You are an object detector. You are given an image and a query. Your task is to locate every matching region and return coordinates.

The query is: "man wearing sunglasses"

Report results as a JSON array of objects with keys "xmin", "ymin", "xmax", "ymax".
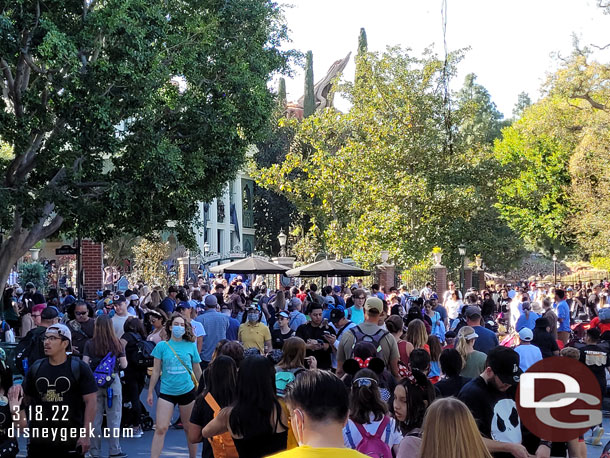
[{"xmin": 68, "ymin": 301, "xmax": 94, "ymax": 357}]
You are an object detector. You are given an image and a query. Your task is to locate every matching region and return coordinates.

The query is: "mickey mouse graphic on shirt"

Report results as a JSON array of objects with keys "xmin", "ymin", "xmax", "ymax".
[{"xmin": 35, "ymin": 376, "xmax": 71, "ymax": 402}]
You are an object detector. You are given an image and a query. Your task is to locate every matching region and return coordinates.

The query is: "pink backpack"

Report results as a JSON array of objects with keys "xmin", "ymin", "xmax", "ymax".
[{"xmin": 349, "ymin": 416, "xmax": 392, "ymax": 458}]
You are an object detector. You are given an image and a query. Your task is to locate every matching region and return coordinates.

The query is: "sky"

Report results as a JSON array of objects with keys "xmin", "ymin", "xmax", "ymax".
[{"xmin": 279, "ymin": 0, "xmax": 610, "ymax": 118}]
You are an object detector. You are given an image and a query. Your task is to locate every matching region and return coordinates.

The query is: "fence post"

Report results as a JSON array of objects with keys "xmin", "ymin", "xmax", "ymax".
[{"xmin": 464, "ymin": 267, "xmax": 473, "ymax": 291}]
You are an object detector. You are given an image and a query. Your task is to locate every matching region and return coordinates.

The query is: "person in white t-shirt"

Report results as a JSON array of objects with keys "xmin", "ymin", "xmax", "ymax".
[
  {"xmin": 176, "ymin": 301, "xmax": 206, "ymax": 354},
  {"xmin": 514, "ymin": 327, "xmax": 542, "ymax": 372}
]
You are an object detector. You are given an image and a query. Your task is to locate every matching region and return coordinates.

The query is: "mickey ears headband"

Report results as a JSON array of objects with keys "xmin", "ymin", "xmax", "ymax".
[{"xmin": 343, "ymin": 357, "xmax": 385, "ymax": 376}]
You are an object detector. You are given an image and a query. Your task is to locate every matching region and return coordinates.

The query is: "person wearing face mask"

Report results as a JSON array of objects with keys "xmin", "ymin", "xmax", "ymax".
[
  {"xmin": 238, "ymin": 305, "xmax": 271, "ymax": 354},
  {"xmin": 147, "ymin": 313, "xmax": 202, "ymax": 458},
  {"xmin": 268, "ymin": 369, "xmax": 365, "ymax": 458}
]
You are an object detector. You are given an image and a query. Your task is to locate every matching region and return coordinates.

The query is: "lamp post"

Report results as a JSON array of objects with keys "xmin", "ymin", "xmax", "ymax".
[
  {"xmin": 552, "ymin": 254, "xmax": 557, "ymax": 286},
  {"xmin": 458, "ymin": 243, "xmax": 466, "ymax": 295},
  {"xmin": 278, "ymin": 229, "xmax": 288, "ymax": 257}
]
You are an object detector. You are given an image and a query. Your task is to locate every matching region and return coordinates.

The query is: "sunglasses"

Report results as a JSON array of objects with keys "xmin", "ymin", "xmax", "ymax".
[
  {"xmin": 354, "ymin": 296, "xmax": 365, "ymax": 299},
  {"xmin": 352, "ymin": 377, "xmax": 377, "ymax": 388},
  {"xmin": 75, "ymin": 311, "xmax": 88, "ymax": 316}
]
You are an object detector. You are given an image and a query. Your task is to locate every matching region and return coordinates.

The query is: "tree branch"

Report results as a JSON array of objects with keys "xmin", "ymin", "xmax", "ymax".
[
  {"xmin": 572, "ymin": 93, "xmax": 609, "ymax": 111},
  {"xmin": 0, "ymin": 58, "xmax": 15, "ymax": 95}
]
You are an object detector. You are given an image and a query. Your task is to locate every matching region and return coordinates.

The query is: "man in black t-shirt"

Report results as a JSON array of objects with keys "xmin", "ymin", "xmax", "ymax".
[
  {"xmin": 435, "ymin": 348, "xmax": 470, "ymax": 398},
  {"xmin": 296, "ymin": 303, "xmax": 335, "ymax": 369},
  {"xmin": 458, "ymin": 347, "xmax": 547, "ymax": 458},
  {"xmin": 21, "ymin": 323, "xmax": 97, "ymax": 457}
]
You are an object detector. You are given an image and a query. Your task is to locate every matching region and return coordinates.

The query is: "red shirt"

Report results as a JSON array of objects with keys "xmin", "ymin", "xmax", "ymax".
[{"xmin": 590, "ymin": 317, "xmax": 610, "ymax": 334}]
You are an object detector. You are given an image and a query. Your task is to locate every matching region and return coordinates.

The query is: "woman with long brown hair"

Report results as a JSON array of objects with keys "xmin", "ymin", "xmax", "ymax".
[
  {"xmin": 275, "ymin": 337, "xmax": 315, "ymax": 397},
  {"xmin": 417, "ymin": 397, "xmax": 491, "ymax": 458},
  {"xmin": 455, "ymin": 326, "xmax": 486, "ymax": 379},
  {"xmin": 147, "ymin": 313, "xmax": 202, "ymax": 458},
  {"xmin": 83, "ymin": 314, "xmax": 128, "ymax": 458},
  {"xmin": 406, "ymin": 319, "xmax": 429, "ymax": 353}
]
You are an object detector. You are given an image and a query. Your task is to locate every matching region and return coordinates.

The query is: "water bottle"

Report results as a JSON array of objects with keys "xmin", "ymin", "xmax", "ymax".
[
  {"xmin": 107, "ymin": 387, "xmax": 113, "ymax": 408},
  {"xmin": 22, "ymin": 357, "xmax": 28, "ymax": 375}
]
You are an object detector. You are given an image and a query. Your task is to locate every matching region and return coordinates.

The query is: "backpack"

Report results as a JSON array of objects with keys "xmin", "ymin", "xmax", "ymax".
[
  {"xmin": 15, "ymin": 327, "xmax": 46, "ymax": 375},
  {"xmin": 205, "ymin": 393, "xmax": 239, "ymax": 458},
  {"xmin": 92, "ymin": 352, "xmax": 116, "ymax": 388},
  {"xmin": 350, "ymin": 325, "xmax": 390, "ymax": 356},
  {"xmin": 397, "ymin": 340, "xmax": 410, "ymax": 379},
  {"xmin": 275, "ymin": 368, "xmax": 305, "ymax": 397},
  {"xmin": 125, "ymin": 332, "xmax": 156, "ymax": 368},
  {"xmin": 29, "ymin": 356, "xmax": 81, "ymax": 383},
  {"xmin": 599, "ymin": 307, "xmax": 610, "ymax": 323},
  {"xmin": 345, "ymin": 416, "xmax": 392, "ymax": 458}
]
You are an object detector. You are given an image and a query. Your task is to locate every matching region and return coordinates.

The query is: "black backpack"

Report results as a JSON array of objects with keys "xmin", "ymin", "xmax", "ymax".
[
  {"xmin": 349, "ymin": 325, "xmax": 390, "ymax": 356},
  {"xmin": 15, "ymin": 327, "xmax": 46, "ymax": 375},
  {"xmin": 125, "ymin": 332, "xmax": 156, "ymax": 369}
]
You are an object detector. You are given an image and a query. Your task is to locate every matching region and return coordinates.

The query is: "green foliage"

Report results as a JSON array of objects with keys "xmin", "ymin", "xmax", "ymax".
[
  {"xmin": 253, "ymin": 46, "xmax": 524, "ymax": 273},
  {"xmin": 19, "ymin": 263, "xmax": 48, "ymax": 292},
  {"xmin": 358, "ymin": 28, "xmax": 368, "ymax": 55},
  {"xmin": 592, "ymin": 257, "xmax": 610, "ymax": 272},
  {"xmin": 0, "ymin": 0, "xmax": 295, "ymax": 286},
  {"xmin": 455, "ymin": 74, "xmax": 507, "ymax": 146},
  {"xmin": 129, "ymin": 237, "xmax": 169, "ymax": 288},
  {"xmin": 277, "ymin": 78, "xmax": 287, "ymax": 107},
  {"xmin": 303, "ymin": 51, "xmax": 315, "ymax": 117},
  {"xmin": 512, "ymin": 92, "xmax": 532, "ymax": 119}
]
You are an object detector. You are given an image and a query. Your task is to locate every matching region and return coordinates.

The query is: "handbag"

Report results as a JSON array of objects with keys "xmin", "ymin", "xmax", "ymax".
[
  {"xmin": 204, "ymin": 393, "xmax": 238, "ymax": 458},
  {"xmin": 166, "ymin": 342, "xmax": 198, "ymax": 390}
]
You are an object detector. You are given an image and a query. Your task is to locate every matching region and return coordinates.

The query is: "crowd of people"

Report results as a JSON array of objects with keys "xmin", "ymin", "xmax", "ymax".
[{"xmin": 1, "ymin": 275, "xmax": 609, "ymax": 458}]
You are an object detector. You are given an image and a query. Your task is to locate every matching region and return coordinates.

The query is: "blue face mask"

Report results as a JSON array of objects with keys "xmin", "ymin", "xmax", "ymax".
[
  {"xmin": 247, "ymin": 313, "xmax": 259, "ymax": 322},
  {"xmin": 172, "ymin": 325, "xmax": 186, "ymax": 338}
]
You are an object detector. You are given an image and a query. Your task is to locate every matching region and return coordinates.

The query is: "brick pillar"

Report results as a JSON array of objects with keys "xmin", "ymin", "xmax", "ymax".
[
  {"xmin": 433, "ymin": 266, "xmax": 447, "ymax": 299},
  {"xmin": 477, "ymin": 270, "xmax": 486, "ymax": 290},
  {"xmin": 82, "ymin": 240, "xmax": 103, "ymax": 301},
  {"xmin": 464, "ymin": 267, "xmax": 473, "ymax": 291},
  {"xmin": 375, "ymin": 264, "xmax": 396, "ymax": 292}
]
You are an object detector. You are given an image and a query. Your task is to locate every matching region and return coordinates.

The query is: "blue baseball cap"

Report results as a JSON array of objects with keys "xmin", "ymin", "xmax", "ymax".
[{"xmin": 177, "ymin": 301, "xmax": 192, "ymax": 309}]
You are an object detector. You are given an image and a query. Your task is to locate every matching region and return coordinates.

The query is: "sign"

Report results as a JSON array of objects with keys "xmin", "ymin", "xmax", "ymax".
[
  {"xmin": 516, "ymin": 356, "xmax": 602, "ymax": 442},
  {"xmin": 116, "ymin": 276, "xmax": 129, "ymax": 292},
  {"xmin": 55, "ymin": 245, "xmax": 78, "ymax": 255},
  {"xmin": 229, "ymin": 251, "xmax": 246, "ymax": 259}
]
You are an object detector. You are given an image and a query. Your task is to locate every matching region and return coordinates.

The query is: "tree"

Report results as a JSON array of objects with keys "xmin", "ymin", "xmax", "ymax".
[
  {"xmin": 129, "ymin": 237, "xmax": 169, "ymax": 288},
  {"xmin": 253, "ymin": 47, "xmax": 524, "ymax": 272},
  {"xmin": 455, "ymin": 73, "xmax": 506, "ymax": 147},
  {"xmin": 512, "ymin": 92, "xmax": 532, "ymax": 119},
  {"xmin": 303, "ymin": 50, "xmax": 315, "ymax": 117},
  {"xmin": 277, "ymin": 77, "xmax": 287, "ymax": 107},
  {"xmin": 358, "ymin": 27, "xmax": 368, "ymax": 55},
  {"xmin": 0, "ymin": 0, "xmax": 294, "ymax": 290}
]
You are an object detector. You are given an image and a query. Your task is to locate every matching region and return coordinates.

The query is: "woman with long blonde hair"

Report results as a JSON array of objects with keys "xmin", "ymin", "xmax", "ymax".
[
  {"xmin": 455, "ymin": 326, "xmax": 486, "ymax": 378},
  {"xmin": 406, "ymin": 319, "xmax": 429, "ymax": 352},
  {"xmin": 418, "ymin": 397, "xmax": 492, "ymax": 458}
]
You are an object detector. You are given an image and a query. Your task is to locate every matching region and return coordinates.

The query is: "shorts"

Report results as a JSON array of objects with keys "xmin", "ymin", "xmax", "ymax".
[{"xmin": 159, "ymin": 388, "xmax": 196, "ymax": 406}]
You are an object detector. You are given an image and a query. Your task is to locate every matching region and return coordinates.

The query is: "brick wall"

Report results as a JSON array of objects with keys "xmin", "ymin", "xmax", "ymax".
[
  {"xmin": 433, "ymin": 266, "xmax": 447, "ymax": 298},
  {"xmin": 82, "ymin": 240, "xmax": 103, "ymax": 301}
]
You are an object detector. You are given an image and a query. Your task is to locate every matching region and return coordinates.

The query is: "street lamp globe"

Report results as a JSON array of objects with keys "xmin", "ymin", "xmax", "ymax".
[
  {"xmin": 552, "ymin": 254, "xmax": 557, "ymax": 262},
  {"xmin": 203, "ymin": 242, "xmax": 210, "ymax": 256},
  {"xmin": 277, "ymin": 229, "xmax": 288, "ymax": 257},
  {"xmin": 458, "ymin": 244, "xmax": 466, "ymax": 257}
]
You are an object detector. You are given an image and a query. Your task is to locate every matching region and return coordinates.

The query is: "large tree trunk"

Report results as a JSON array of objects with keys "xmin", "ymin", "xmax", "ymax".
[{"xmin": 0, "ymin": 208, "xmax": 64, "ymax": 295}]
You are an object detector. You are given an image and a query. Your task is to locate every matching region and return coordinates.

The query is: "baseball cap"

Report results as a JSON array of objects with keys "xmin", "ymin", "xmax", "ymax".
[
  {"xmin": 245, "ymin": 304, "xmax": 258, "ymax": 311},
  {"xmin": 465, "ymin": 306, "xmax": 482, "ymax": 319},
  {"xmin": 113, "ymin": 294, "xmax": 126, "ymax": 304},
  {"xmin": 487, "ymin": 347, "xmax": 521, "ymax": 385},
  {"xmin": 41, "ymin": 306, "xmax": 59, "ymax": 320},
  {"xmin": 518, "ymin": 327, "xmax": 533, "ymax": 342},
  {"xmin": 204, "ymin": 295, "xmax": 218, "ymax": 307},
  {"xmin": 333, "ymin": 285, "xmax": 342, "ymax": 293},
  {"xmin": 288, "ymin": 297, "xmax": 302, "ymax": 311},
  {"xmin": 329, "ymin": 308, "xmax": 345, "ymax": 323},
  {"xmin": 364, "ymin": 297, "xmax": 383, "ymax": 313},
  {"xmin": 46, "ymin": 323, "xmax": 72, "ymax": 343},
  {"xmin": 129, "ymin": 294, "xmax": 139, "ymax": 302},
  {"xmin": 278, "ymin": 311, "xmax": 290, "ymax": 320},
  {"xmin": 324, "ymin": 295, "xmax": 335, "ymax": 306},
  {"xmin": 177, "ymin": 301, "xmax": 192, "ymax": 309},
  {"xmin": 25, "ymin": 282, "xmax": 35, "ymax": 289}
]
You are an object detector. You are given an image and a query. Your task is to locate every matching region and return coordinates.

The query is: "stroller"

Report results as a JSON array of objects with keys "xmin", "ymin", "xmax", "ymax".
[{"xmin": 121, "ymin": 399, "xmax": 154, "ymax": 431}]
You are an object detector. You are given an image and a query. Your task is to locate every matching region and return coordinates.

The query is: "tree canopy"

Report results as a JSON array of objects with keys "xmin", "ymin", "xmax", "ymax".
[
  {"xmin": 0, "ymin": 0, "xmax": 294, "ymax": 287},
  {"xmin": 253, "ymin": 46, "xmax": 524, "ymax": 272}
]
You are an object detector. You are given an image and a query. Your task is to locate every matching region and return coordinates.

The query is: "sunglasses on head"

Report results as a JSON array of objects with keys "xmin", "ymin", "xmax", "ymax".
[{"xmin": 352, "ymin": 377, "xmax": 377, "ymax": 388}]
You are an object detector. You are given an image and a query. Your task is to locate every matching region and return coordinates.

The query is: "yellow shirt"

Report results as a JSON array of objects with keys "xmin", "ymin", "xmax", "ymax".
[
  {"xmin": 238, "ymin": 321, "xmax": 271, "ymax": 353},
  {"xmin": 268, "ymin": 446, "xmax": 367, "ymax": 458}
]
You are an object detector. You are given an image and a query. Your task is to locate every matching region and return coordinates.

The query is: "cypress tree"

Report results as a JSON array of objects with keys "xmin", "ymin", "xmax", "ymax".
[
  {"xmin": 357, "ymin": 27, "xmax": 368, "ymax": 56},
  {"xmin": 355, "ymin": 28, "xmax": 369, "ymax": 95},
  {"xmin": 303, "ymin": 50, "xmax": 315, "ymax": 117},
  {"xmin": 277, "ymin": 77, "xmax": 287, "ymax": 106}
]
